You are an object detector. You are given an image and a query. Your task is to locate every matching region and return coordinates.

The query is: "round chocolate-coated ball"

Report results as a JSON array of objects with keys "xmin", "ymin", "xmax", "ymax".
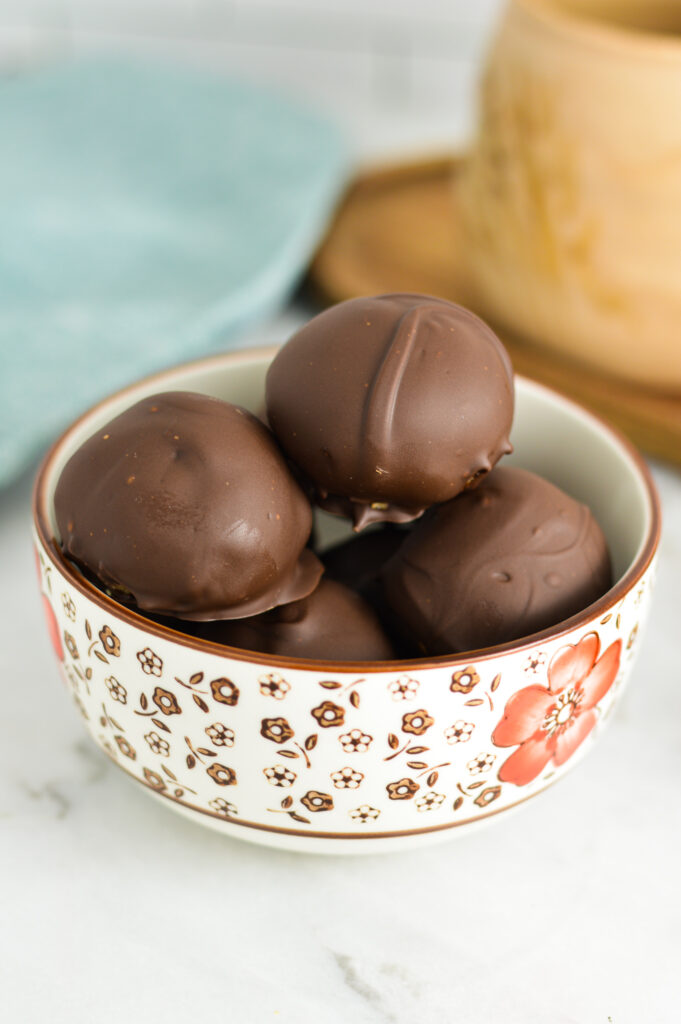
[
  {"xmin": 320, "ymin": 526, "xmax": 417, "ymax": 656},
  {"xmin": 381, "ymin": 467, "xmax": 612, "ymax": 654},
  {"xmin": 185, "ymin": 579, "xmax": 396, "ymax": 661},
  {"xmin": 321, "ymin": 526, "xmax": 407, "ymax": 595},
  {"xmin": 266, "ymin": 293, "xmax": 514, "ymax": 529},
  {"xmin": 55, "ymin": 391, "xmax": 322, "ymax": 620}
]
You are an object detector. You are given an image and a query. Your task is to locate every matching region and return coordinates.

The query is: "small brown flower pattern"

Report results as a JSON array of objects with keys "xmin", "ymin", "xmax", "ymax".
[
  {"xmin": 311, "ymin": 700, "xmax": 345, "ymax": 729},
  {"xmin": 143, "ymin": 767, "xmax": 166, "ymax": 791},
  {"xmin": 388, "ymin": 675, "xmax": 420, "ymax": 701},
  {"xmin": 387, "ymin": 777, "xmax": 420, "ymax": 800},
  {"xmin": 210, "ymin": 677, "xmax": 240, "ymax": 706},
  {"xmin": 114, "ymin": 735, "xmax": 136, "ymax": 760},
  {"xmin": 467, "ymin": 753, "xmax": 495, "ymax": 775},
  {"xmin": 450, "ymin": 667, "xmax": 480, "ymax": 694},
  {"xmin": 206, "ymin": 763, "xmax": 237, "ymax": 786},
  {"xmin": 401, "ymin": 709, "xmax": 434, "ymax": 736},
  {"xmin": 63, "ymin": 631, "xmax": 79, "ymax": 660},
  {"xmin": 37, "ymin": 523, "xmax": 653, "ymax": 837},
  {"xmin": 260, "ymin": 717, "xmax": 294, "ymax": 743},
  {"xmin": 105, "ymin": 676, "xmax": 127, "ymax": 704},
  {"xmin": 258, "ymin": 673, "xmax": 290, "ymax": 699},
  {"xmin": 339, "ymin": 729, "xmax": 373, "ymax": 753},
  {"xmin": 350, "ymin": 805, "xmax": 380, "ymax": 823},
  {"xmin": 416, "ymin": 791, "xmax": 445, "ymax": 812},
  {"xmin": 144, "ymin": 731, "xmax": 170, "ymax": 756},
  {"xmin": 152, "ymin": 686, "xmax": 181, "ymax": 716},
  {"xmin": 523, "ymin": 652, "xmax": 547, "ymax": 674},
  {"xmin": 445, "ymin": 720, "xmax": 474, "ymax": 744},
  {"xmin": 209, "ymin": 798, "xmax": 238, "ymax": 818},
  {"xmin": 264, "ymin": 765, "xmax": 296, "ymax": 787},
  {"xmin": 474, "ymin": 786, "xmax": 502, "ymax": 808},
  {"xmin": 301, "ymin": 790, "xmax": 334, "ymax": 813},
  {"xmin": 330, "ymin": 767, "xmax": 364, "ymax": 790},
  {"xmin": 206, "ymin": 723, "xmax": 235, "ymax": 747},
  {"xmin": 137, "ymin": 647, "xmax": 163, "ymax": 676},
  {"xmin": 99, "ymin": 625, "xmax": 121, "ymax": 657}
]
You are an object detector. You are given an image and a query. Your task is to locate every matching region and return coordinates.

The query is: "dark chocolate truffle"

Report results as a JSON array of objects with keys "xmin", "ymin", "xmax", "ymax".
[
  {"xmin": 381, "ymin": 467, "xmax": 612, "ymax": 654},
  {"xmin": 266, "ymin": 293, "xmax": 514, "ymax": 529},
  {"xmin": 184, "ymin": 579, "xmax": 396, "ymax": 661},
  {"xmin": 320, "ymin": 527, "xmax": 416, "ymax": 657},
  {"xmin": 321, "ymin": 527, "xmax": 407, "ymax": 594},
  {"xmin": 55, "ymin": 391, "xmax": 322, "ymax": 620}
]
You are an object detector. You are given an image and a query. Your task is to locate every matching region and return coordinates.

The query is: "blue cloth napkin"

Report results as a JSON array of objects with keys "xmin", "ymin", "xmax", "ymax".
[{"xmin": 0, "ymin": 57, "xmax": 347, "ymax": 486}]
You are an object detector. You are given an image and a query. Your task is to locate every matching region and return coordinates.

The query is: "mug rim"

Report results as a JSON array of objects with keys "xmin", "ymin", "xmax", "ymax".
[
  {"xmin": 516, "ymin": 0, "xmax": 681, "ymax": 58},
  {"xmin": 32, "ymin": 345, "xmax": 662, "ymax": 675}
]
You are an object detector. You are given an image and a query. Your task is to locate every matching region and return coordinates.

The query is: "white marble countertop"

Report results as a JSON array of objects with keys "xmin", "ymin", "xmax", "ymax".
[{"xmin": 2, "ymin": 305, "xmax": 680, "ymax": 1024}]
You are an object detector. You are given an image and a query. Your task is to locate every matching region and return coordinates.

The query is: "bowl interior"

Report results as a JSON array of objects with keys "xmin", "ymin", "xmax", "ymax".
[{"xmin": 38, "ymin": 347, "xmax": 654, "ymax": 594}]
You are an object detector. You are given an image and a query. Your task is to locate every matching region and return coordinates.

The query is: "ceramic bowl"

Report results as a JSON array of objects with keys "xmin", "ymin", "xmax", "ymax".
[
  {"xmin": 33, "ymin": 347, "xmax": 660, "ymax": 853},
  {"xmin": 459, "ymin": 0, "xmax": 681, "ymax": 389}
]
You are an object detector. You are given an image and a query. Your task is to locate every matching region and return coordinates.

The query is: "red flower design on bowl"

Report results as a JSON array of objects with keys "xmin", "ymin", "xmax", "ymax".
[
  {"xmin": 42, "ymin": 595, "xmax": 63, "ymax": 662},
  {"xmin": 493, "ymin": 633, "xmax": 622, "ymax": 786}
]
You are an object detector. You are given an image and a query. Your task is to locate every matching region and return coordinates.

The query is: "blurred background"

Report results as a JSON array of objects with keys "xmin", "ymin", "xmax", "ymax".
[
  {"xmin": 0, "ymin": 0, "xmax": 503, "ymax": 160},
  {"xmin": 0, "ymin": 0, "xmax": 514, "ymax": 487},
  {"xmin": 1, "ymin": 0, "xmax": 681, "ymax": 480}
]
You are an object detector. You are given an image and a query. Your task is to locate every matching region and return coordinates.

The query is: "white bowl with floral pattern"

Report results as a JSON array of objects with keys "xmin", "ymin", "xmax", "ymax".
[{"xmin": 32, "ymin": 347, "xmax": 660, "ymax": 853}]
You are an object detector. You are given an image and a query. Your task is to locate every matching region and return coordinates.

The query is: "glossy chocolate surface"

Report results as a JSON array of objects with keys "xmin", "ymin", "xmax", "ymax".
[
  {"xmin": 266, "ymin": 293, "xmax": 514, "ymax": 528},
  {"xmin": 55, "ymin": 391, "xmax": 322, "ymax": 620},
  {"xmin": 382, "ymin": 467, "xmax": 612, "ymax": 654}
]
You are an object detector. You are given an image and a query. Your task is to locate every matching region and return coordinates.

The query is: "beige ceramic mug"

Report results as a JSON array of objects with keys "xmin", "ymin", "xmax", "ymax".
[{"xmin": 459, "ymin": 0, "xmax": 681, "ymax": 390}]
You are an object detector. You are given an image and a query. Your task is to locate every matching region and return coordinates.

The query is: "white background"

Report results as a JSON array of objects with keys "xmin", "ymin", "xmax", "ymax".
[{"xmin": 1, "ymin": 4, "xmax": 681, "ymax": 1023}]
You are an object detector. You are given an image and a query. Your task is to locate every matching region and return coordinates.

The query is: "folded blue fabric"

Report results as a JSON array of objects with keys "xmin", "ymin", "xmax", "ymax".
[{"xmin": 0, "ymin": 57, "xmax": 347, "ymax": 486}]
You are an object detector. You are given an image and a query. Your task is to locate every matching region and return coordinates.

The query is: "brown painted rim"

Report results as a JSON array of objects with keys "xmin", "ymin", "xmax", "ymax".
[
  {"xmin": 33, "ymin": 345, "xmax": 662, "ymax": 675},
  {"xmin": 516, "ymin": 0, "xmax": 681, "ymax": 59}
]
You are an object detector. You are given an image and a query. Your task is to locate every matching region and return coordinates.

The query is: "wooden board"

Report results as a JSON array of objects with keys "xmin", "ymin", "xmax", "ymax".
[{"xmin": 309, "ymin": 155, "xmax": 681, "ymax": 466}]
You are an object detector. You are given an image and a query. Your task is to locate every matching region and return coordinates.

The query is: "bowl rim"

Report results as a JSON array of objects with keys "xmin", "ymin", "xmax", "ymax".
[
  {"xmin": 32, "ymin": 345, "xmax": 662, "ymax": 675},
  {"xmin": 515, "ymin": 0, "xmax": 681, "ymax": 61}
]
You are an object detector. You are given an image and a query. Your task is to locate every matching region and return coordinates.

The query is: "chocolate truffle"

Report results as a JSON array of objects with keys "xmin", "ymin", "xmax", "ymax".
[
  {"xmin": 266, "ymin": 293, "xmax": 514, "ymax": 529},
  {"xmin": 55, "ymin": 391, "xmax": 322, "ymax": 620},
  {"xmin": 184, "ymin": 579, "xmax": 396, "ymax": 661},
  {"xmin": 321, "ymin": 527, "xmax": 407, "ymax": 594},
  {"xmin": 320, "ymin": 527, "xmax": 416, "ymax": 657},
  {"xmin": 382, "ymin": 467, "xmax": 612, "ymax": 654}
]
